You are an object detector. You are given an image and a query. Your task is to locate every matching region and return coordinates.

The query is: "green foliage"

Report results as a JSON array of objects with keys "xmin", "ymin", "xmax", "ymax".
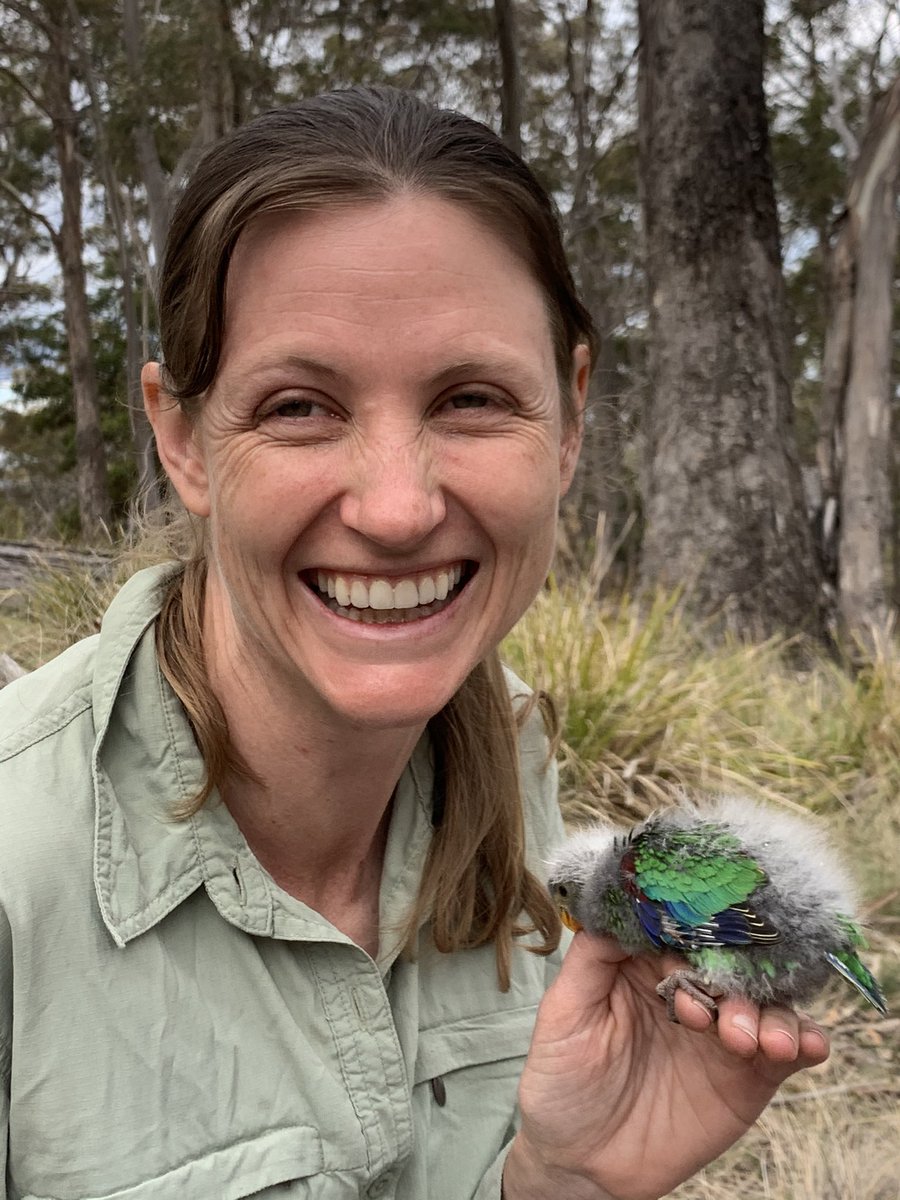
[{"xmin": 0, "ymin": 281, "xmax": 138, "ymax": 540}]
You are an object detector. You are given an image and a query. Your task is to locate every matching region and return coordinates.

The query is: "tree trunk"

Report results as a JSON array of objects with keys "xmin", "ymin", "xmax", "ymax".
[
  {"xmin": 815, "ymin": 208, "xmax": 853, "ymax": 578},
  {"xmin": 493, "ymin": 0, "xmax": 523, "ymax": 156},
  {"xmin": 122, "ymin": 0, "xmax": 171, "ymax": 272},
  {"xmin": 45, "ymin": 17, "xmax": 111, "ymax": 541},
  {"xmin": 67, "ymin": 0, "xmax": 161, "ymax": 515},
  {"xmin": 637, "ymin": 0, "xmax": 823, "ymax": 637},
  {"xmin": 836, "ymin": 77, "xmax": 900, "ymax": 634},
  {"xmin": 558, "ymin": 0, "xmax": 630, "ymax": 573}
]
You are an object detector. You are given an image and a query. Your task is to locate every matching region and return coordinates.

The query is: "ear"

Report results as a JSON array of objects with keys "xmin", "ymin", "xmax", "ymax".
[
  {"xmin": 559, "ymin": 343, "xmax": 589, "ymax": 497},
  {"xmin": 142, "ymin": 362, "xmax": 211, "ymax": 517}
]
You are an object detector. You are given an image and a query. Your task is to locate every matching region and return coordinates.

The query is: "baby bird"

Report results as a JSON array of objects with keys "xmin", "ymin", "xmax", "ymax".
[{"xmin": 546, "ymin": 795, "xmax": 887, "ymax": 1019}]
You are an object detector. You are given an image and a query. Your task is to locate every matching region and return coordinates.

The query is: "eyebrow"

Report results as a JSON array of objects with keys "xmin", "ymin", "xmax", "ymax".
[{"xmin": 237, "ymin": 352, "xmax": 541, "ymax": 392}]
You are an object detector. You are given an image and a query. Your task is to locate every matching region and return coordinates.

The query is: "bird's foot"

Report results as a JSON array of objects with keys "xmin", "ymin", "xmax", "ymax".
[{"xmin": 656, "ymin": 970, "xmax": 724, "ymax": 1024}]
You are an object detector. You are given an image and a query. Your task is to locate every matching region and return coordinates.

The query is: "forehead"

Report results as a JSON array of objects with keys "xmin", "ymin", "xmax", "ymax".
[{"xmin": 221, "ymin": 194, "xmax": 553, "ymax": 357}]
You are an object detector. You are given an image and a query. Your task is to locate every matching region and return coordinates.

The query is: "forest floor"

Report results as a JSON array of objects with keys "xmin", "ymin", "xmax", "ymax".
[{"xmin": 2, "ymin": 550, "xmax": 899, "ymax": 1199}]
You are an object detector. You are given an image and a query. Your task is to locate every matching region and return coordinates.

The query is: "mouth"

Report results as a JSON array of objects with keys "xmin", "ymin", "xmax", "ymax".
[{"xmin": 303, "ymin": 561, "xmax": 475, "ymax": 625}]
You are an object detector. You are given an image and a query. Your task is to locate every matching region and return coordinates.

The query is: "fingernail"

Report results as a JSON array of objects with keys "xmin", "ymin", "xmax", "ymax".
[
  {"xmin": 732, "ymin": 1014, "xmax": 759, "ymax": 1046},
  {"xmin": 689, "ymin": 999, "xmax": 714, "ymax": 1023},
  {"xmin": 805, "ymin": 1029, "xmax": 828, "ymax": 1056}
]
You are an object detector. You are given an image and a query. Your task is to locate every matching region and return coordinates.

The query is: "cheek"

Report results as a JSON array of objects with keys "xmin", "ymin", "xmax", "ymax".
[{"xmin": 453, "ymin": 443, "xmax": 562, "ymax": 542}]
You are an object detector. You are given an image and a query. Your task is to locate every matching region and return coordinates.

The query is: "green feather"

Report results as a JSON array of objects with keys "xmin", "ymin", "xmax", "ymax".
[
  {"xmin": 634, "ymin": 827, "xmax": 766, "ymax": 922},
  {"xmin": 825, "ymin": 948, "xmax": 888, "ymax": 1015}
]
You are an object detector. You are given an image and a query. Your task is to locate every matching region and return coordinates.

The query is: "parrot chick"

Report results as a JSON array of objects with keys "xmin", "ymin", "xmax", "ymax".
[{"xmin": 546, "ymin": 794, "xmax": 887, "ymax": 1020}]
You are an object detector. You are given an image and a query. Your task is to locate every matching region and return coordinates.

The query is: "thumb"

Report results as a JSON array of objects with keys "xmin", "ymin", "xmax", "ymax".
[{"xmin": 541, "ymin": 931, "xmax": 630, "ymax": 1025}]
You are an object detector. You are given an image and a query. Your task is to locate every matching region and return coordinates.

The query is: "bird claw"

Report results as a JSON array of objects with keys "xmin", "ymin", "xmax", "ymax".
[{"xmin": 656, "ymin": 970, "xmax": 724, "ymax": 1024}]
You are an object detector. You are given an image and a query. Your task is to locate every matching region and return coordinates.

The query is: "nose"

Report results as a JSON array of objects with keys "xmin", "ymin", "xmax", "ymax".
[{"xmin": 339, "ymin": 430, "xmax": 446, "ymax": 550}]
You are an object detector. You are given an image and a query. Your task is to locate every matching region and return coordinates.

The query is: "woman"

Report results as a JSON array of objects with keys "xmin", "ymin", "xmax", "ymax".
[{"xmin": 0, "ymin": 87, "xmax": 827, "ymax": 1199}]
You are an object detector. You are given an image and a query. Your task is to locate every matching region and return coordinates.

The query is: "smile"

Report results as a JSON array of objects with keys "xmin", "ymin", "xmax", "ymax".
[{"xmin": 305, "ymin": 563, "xmax": 472, "ymax": 624}]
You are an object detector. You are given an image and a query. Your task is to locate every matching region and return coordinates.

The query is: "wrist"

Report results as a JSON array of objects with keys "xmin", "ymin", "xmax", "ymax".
[{"xmin": 502, "ymin": 1134, "xmax": 619, "ymax": 1200}]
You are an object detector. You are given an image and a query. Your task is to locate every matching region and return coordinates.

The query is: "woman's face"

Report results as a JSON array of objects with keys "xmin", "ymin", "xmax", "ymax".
[{"xmin": 146, "ymin": 194, "xmax": 587, "ymax": 731}]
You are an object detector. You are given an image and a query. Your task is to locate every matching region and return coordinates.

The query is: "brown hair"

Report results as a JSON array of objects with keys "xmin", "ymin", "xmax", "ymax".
[{"xmin": 154, "ymin": 85, "xmax": 594, "ymax": 989}]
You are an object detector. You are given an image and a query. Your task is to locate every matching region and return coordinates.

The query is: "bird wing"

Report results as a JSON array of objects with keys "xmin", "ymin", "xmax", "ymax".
[{"xmin": 623, "ymin": 826, "xmax": 780, "ymax": 951}]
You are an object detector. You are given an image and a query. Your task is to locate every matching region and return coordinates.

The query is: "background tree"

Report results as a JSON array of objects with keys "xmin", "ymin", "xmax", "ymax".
[
  {"xmin": 826, "ymin": 77, "xmax": 899, "ymax": 633},
  {"xmin": 636, "ymin": 0, "xmax": 825, "ymax": 637},
  {"xmin": 0, "ymin": 0, "xmax": 112, "ymax": 538}
]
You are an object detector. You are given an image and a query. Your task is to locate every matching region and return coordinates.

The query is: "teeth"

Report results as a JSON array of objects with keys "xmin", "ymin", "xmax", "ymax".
[
  {"xmin": 393, "ymin": 580, "xmax": 419, "ymax": 609},
  {"xmin": 368, "ymin": 580, "xmax": 394, "ymax": 610},
  {"xmin": 314, "ymin": 565, "xmax": 466, "ymax": 615}
]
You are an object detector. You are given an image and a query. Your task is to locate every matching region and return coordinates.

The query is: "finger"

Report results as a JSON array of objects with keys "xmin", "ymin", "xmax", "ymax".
[
  {"xmin": 715, "ymin": 994, "xmax": 762, "ymax": 1058},
  {"xmin": 757, "ymin": 1005, "xmax": 803, "ymax": 1063},
  {"xmin": 670, "ymin": 985, "xmax": 717, "ymax": 1032},
  {"xmin": 549, "ymin": 931, "xmax": 630, "ymax": 1013},
  {"xmin": 797, "ymin": 1016, "xmax": 830, "ymax": 1065}
]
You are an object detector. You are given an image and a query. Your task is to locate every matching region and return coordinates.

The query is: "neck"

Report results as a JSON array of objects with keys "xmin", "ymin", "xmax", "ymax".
[{"xmin": 203, "ymin": 618, "xmax": 424, "ymax": 922}]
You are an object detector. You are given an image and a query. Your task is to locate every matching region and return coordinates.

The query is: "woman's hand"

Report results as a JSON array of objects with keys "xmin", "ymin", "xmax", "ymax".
[{"xmin": 503, "ymin": 931, "xmax": 830, "ymax": 1200}]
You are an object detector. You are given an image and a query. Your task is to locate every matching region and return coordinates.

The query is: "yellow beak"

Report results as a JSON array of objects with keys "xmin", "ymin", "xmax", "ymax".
[{"xmin": 558, "ymin": 907, "xmax": 583, "ymax": 933}]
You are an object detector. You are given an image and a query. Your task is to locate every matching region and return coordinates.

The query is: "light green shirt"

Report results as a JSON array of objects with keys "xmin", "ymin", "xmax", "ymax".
[{"xmin": 0, "ymin": 565, "xmax": 566, "ymax": 1200}]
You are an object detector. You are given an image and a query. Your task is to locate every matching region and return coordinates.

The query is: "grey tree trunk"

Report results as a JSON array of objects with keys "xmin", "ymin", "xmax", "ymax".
[
  {"xmin": 45, "ymin": 16, "xmax": 111, "ymax": 541},
  {"xmin": 833, "ymin": 78, "xmax": 900, "ymax": 634},
  {"xmin": 493, "ymin": 0, "xmax": 523, "ymax": 157},
  {"xmin": 558, "ymin": 0, "xmax": 632, "ymax": 574},
  {"xmin": 67, "ymin": 0, "xmax": 162, "ymax": 515},
  {"xmin": 122, "ymin": 0, "xmax": 171, "ymax": 272},
  {"xmin": 637, "ymin": 0, "xmax": 823, "ymax": 637}
]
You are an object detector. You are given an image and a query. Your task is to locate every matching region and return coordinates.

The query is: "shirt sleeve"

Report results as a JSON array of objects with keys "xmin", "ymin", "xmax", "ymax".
[{"xmin": 0, "ymin": 907, "xmax": 11, "ymax": 1198}]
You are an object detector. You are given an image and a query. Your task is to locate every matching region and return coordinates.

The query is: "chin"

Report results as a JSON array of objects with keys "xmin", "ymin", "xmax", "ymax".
[{"xmin": 320, "ymin": 675, "xmax": 463, "ymax": 732}]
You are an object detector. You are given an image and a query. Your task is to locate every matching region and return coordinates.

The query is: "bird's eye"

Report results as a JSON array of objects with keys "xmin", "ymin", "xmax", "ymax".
[{"xmin": 557, "ymin": 884, "xmax": 568, "ymax": 898}]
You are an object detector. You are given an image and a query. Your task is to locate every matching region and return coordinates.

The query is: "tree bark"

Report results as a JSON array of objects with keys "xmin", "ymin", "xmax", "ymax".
[
  {"xmin": 67, "ymin": 0, "xmax": 161, "ymax": 514},
  {"xmin": 558, "ymin": 0, "xmax": 633, "ymax": 574},
  {"xmin": 836, "ymin": 77, "xmax": 900, "ymax": 633},
  {"xmin": 45, "ymin": 13, "xmax": 111, "ymax": 540},
  {"xmin": 122, "ymin": 0, "xmax": 171, "ymax": 272},
  {"xmin": 493, "ymin": 0, "xmax": 523, "ymax": 156},
  {"xmin": 637, "ymin": 0, "xmax": 824, "ymax": 637}
]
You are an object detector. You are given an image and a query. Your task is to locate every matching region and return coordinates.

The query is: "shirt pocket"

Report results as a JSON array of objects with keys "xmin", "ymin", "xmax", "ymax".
[
  {"xmin": 412, "ymin": 1005, "xmax": 537, "ymax": 1189},
  {"xmin": 19, "ymin": 1124, "xmax": 326, "ymax": 1200}
]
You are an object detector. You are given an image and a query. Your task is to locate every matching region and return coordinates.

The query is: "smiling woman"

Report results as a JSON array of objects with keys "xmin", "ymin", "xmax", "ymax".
[{"xmin": 0, "ymin": 86, "xmax": 829, "ymax": 1200}]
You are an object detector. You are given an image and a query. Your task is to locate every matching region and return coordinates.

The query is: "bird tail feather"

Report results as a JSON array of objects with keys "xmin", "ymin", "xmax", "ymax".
[{"xmin": 824, "ymin": 950, "xmax": 888, "ymax": 1015}]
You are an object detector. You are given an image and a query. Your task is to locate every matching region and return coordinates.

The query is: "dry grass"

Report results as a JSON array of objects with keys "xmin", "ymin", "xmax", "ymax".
[
  {"xmin": 671, "ymin": 1003, "xmax": 900, "ymax": 1199},
  {"xmin": 3, "ymin": 552, "xmax": 899, "ymax": 1196}
]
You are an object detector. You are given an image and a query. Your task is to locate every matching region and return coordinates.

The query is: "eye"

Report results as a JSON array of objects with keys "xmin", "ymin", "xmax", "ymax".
[
  {"xmin": 556, "ymin": 884, "xmax": 569, "ymax": 898},
  {"xmin": 257, "ymin": 392, "xmax": 345, "ymax": 429},
  {"xmin": 270, "ymin": 397, "xmax": 335, "ymax": 420},
  {"xmin": 446, "ymin": 391, "xmax": 492, "ymax": 410},
  {"xmin": 434, "ymin": 388, "xmax": 513, "ymax": 423}
]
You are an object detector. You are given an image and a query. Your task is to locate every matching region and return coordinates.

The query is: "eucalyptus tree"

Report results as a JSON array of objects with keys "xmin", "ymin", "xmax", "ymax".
[
  {"xmin": 0, "ymin": 0, "xmax": 112, "ymax": 538},
  {"xmin": 636, "ymin": 0, "xmax": 824, "ymax": 637},
  {"xmin": 769, "ymin": 0, "xmax": 900, "ymax": 635}
]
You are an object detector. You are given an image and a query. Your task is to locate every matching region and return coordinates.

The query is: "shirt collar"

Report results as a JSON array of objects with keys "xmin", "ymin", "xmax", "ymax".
[{"xmin": 91, "ymin": 564, "xmax": 435, "ymax": 967}]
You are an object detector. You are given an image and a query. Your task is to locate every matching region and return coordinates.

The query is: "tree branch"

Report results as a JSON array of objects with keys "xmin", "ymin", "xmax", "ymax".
[
  {"xmin": 0, "ymin": 61, "xmax": 53, "ymax": 120},
  {"xmin": 0, "ymin": 175, "xmax": 58, "ymax": 243},
  {"xmin": 825, "ymin": 51, "xmax": 859, "ymax": 164}
]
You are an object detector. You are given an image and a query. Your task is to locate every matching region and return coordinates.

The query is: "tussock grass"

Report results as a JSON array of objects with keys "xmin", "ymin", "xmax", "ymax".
[
  {"xmin": 0, "ymin": 539, "xmax": 168, "ymax": 670},
  {"xmin": 502, "ymin": 573, "xmax": 900, "ymax": 888}
]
